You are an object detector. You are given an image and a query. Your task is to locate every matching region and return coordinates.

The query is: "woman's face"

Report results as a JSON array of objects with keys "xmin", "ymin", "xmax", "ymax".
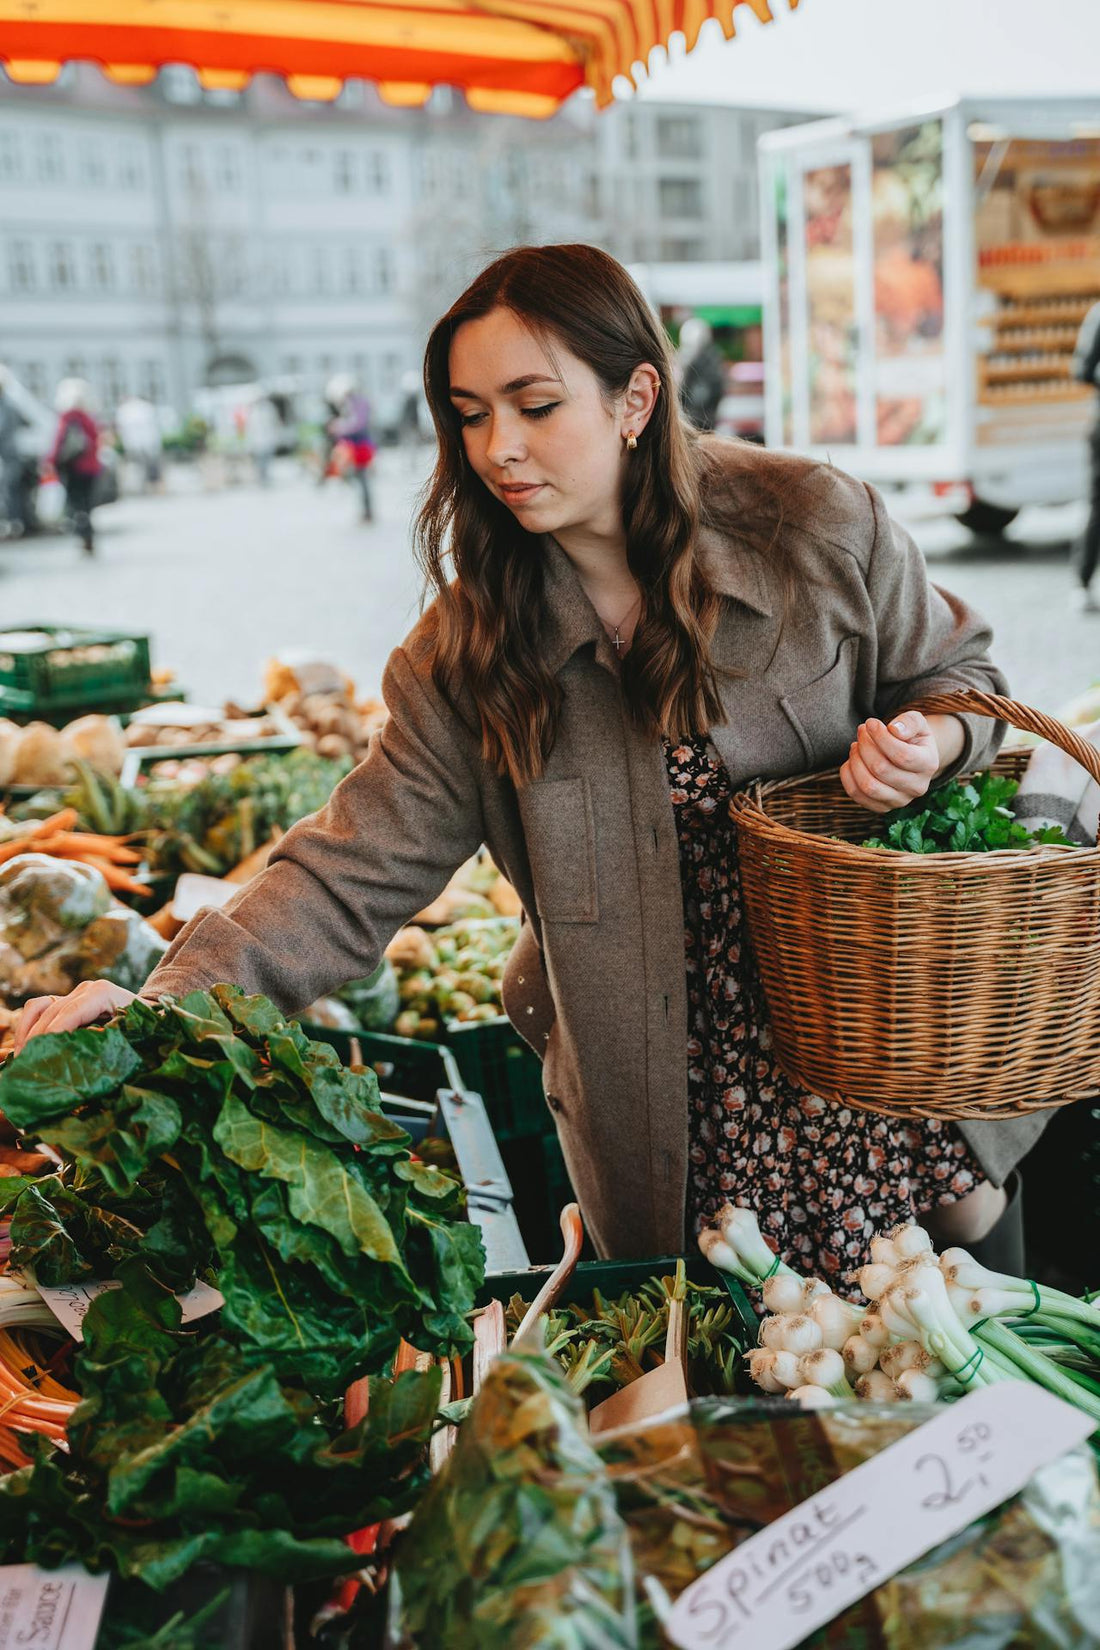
[{"xmin": 448, "ymin": 307, "xmax": 641, "ymax": 539}]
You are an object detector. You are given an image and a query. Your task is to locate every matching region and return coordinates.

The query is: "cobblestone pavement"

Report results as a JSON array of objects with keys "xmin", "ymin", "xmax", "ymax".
[{"xmin": 0, "ymin": 451, "xmax": 1093, "ymax": 716}]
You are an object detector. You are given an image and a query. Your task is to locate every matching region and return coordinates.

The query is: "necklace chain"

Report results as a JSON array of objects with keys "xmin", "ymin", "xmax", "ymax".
[{"xmin": 601, "ymin": 594, "xmax": 641, "ymax": 655}]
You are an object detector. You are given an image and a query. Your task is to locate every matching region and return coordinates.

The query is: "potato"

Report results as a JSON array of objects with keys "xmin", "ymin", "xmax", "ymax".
[
  {"xmin": 0, "ymin": 719, "xmax": 21, "ymax": 788},
  {"xmin": 59, "ymin": 713, "xmax": 126, "ymax": 777},
  {"xmin": 12, "ymin": 721, "xmax": 68, "ymax": 785}
]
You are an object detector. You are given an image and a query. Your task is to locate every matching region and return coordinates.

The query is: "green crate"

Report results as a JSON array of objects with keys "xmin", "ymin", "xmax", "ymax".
[
  {"xmin": 442, "ymin": 1017, "xmax": 547, "ymax": 1135},
  {"xmin": 478, "ymin": 1253, "xmax": 759, "ymax": 1347},
  {"xmin": 496, "ymin": 1130, "xmax": 578, "ymax": 1265},
  {"xmin": 0, "ymin": 626, "xmax": 152, "ymax": 718},
  {"xmin": 302, "ymin": 1025, "xmax": 464, "ymax": 1105}
]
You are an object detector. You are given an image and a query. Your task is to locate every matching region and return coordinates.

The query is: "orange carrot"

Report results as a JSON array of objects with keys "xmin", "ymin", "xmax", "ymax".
[
  {"xmin": 30, "ymin": 808, "xmax": 79, "ymax": 836},
  {"xmin": 74, "ymin": 856, "xmax": 152, "ymax": 897},
  {"xmin": 44, "ymin": 833, "xmax": 142, "ymax": 863}
]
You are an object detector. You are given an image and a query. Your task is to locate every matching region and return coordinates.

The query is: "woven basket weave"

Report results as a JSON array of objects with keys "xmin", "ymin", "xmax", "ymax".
[{"xmin": 730, "ymin": 689, "xmax": 1100, "ymax": 1120}]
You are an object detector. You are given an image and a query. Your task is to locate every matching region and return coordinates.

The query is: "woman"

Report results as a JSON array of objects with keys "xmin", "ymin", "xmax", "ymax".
[
  {"xmin": 15, "ymin": 245, "xmax": 1037, "ymax": 1274},
  {"xmin": 49, "ymin": 378, "xmax": 102, "ymax": 554}
]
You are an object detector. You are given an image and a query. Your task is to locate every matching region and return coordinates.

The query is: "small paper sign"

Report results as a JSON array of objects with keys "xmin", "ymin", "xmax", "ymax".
[
  {"xmin": 0, "ymin": 1563, "xmax": 109, "ymax": 1650},
  {"xmin": 37, "ymin": 1279, "xmax": 223, "ymax": 1341},
  {"xmin": 665, "ymin": 1382, "xmax": 1094, "ymax": 1650}
]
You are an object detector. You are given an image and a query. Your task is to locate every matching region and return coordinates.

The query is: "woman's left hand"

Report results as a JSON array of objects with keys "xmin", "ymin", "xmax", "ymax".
[{"xmin": 840, "ymin": 713, "xmax": 940, "ymax": 814}]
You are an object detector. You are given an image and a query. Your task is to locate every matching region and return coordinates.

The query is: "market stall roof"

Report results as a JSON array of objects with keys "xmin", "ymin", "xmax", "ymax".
[{"xmin": 0, "ymin": 0, "xmax": 800, "ymax": 117}]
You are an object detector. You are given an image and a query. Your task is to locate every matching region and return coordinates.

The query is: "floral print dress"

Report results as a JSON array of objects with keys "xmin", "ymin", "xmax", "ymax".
[{"xmin": 665, "ymin": 735, "xmax": 987, "ymax": 1282}]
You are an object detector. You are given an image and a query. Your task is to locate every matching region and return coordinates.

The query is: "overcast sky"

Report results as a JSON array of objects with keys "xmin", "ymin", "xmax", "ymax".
[{"xmin": 634, "ymin": 0, "xmax": 1100, "ymax": 112}]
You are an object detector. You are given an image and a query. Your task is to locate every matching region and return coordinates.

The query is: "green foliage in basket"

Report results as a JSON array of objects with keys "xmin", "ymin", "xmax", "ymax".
[{"xmin": 862, "ymin": 771, "xmax": 1072, "ymax": 855}]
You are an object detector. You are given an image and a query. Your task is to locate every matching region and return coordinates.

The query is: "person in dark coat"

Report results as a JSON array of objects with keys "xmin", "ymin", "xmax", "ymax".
[
  {"xmin": 49, "ymin": 378, "xmax": 102, "ymax": 554},
  {"xmin": 1071, "ymin": 299, "xmax": 1100, "ymax": 612},
  {"xmin": 677, "ymin": 317, "xmax": 727, "ymax": 432}
]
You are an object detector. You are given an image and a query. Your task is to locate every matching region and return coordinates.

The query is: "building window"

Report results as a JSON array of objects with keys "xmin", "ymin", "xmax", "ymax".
[
  {"xmin": 659, "ymin": 237, "xmax": 705, "ymax": 260},
  {"xmin": 138, "ymin": 360, "xmax": 167, "ymax": 402},
  {"xmin": 118, "ymin": 143, "xmax": 144, "ymax": 190},
  {"xmin": 23, "ymin": 362, "xmax": 47, "ymax": 399},
  {"xmin": 221, "ymin": 245, "xmax": 246, "ymax": 297},
  {"xmin": 49, "ymin": 242, "xmax": 78, "ymax": 292},
  {"xmin": 658, "ymin": 177, "xmax": 703, "ymax": 219},
  {"xmin": 7, "ymin": 240, "xmax": 35, "ymax": 293},
  {"xmin": 312, "ymin": 249, "xmax": 329, "ymax": 296},
  {"xmin": 583, "ymin": 172, "xmax": 600, "ymax": 217},
  {"xmin": 80, "ymin": 141, "xmax": 107, "ymax": 187},
  {"xmin": 35, "ymin": 134, "xmax": 63, "ymax": 183},
  {"xmin": 317, "ymin": 353, "xmax": 334, "ymax": 379},
  {"xmin": 334, "ymin": 150, "xmax": 355, "ymax": 193},
  {"xmin": 341, "ymin": 247, "xmax": 362, "ymax": 295},
  {"xmin": 180, "ymin": 144, "xmax": 203, "ymax": 192},
  {"xmin": 366, "ymin": 151, "xmax": 389, "ymax": 193},
  {"xmin": 89, "ymin": 242, "xmax": 115, "ymax": 292},
  {"xmin": 130, "ymin": 243, "xmax": 157, "ymax": 296},
  {"xmin": 656, "ymin": 116, "xmax": 703, "ymax": 161},
  {"xmin": 622, "ymin": 112, "xmax": 638, "ymax": 161},
  {"xmin": 102, "ymin": 358, "xmax": 126, "ymax": 407},
  {"xmin": 375, "ymin": 247, "xmax": 393, "ymax": 294},
  {"xmin": 64, "ymin": 356, "xmax": 87, "ymax": 381},
  {"xmin": 381, "ymin": 352, "xmax": 402, "ymax": 392},
  {"xmin": 214, "ymin": 145, "xmax": 240, "ymax": 192},
  {"xmin": 0, "ymin": 131, "xmax": 20, "ymax": 182},
  {"xmin": 281, "ymin": 354, "xmax": 303, "ymax": 377},
  {"xmin": 351, "ymin": 351, "xmax": 369, "ymax": 387}
]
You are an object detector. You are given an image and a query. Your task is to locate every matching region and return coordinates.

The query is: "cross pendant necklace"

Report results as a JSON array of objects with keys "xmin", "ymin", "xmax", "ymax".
[{"xmin": 604, "ymin": 594, "xmax": 641, "ymax": 657}]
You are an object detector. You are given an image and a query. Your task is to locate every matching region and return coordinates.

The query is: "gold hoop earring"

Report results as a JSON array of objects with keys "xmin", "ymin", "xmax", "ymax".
[{"xmin": 625, "ymin": 431, "xmax": 638, "ymax": 451}]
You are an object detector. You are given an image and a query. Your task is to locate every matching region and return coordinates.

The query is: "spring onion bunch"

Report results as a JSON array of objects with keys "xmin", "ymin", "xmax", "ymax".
[{"xmin": 700, "ymin": 1210, "xmax": 1100, "ymax": 1423}]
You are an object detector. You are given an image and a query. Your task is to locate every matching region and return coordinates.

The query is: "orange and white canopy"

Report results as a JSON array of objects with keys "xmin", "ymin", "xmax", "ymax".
[{"xmin": 0, "ymin": 0, "xmax": 800, "ymax": 117}]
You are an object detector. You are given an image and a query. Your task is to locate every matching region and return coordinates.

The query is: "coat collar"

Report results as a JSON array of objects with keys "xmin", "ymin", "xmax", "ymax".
[{"xmin": 540, "ymin": 524, "xmax": 774, "ymax": 677}]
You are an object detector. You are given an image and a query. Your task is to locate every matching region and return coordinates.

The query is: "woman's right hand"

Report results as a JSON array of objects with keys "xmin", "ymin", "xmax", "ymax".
[{"xmin": 13, "ymin": 981, "xmax": 136, "ymax": 1057}]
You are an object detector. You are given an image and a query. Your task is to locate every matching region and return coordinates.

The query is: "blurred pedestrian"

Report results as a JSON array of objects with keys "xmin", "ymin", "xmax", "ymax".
[
  {"xmin": 676, "ymin": 317, "xmax": 726, "ymax": 433},
  {"xmin": 326, "ymin": 374, "xmax": 376, "ymax": 523},
  {"xmin": 1071, "ymin": 299, "xmax": 1100, "ymax": 613},
  {"xmin": 0, "ymin": 365, "xmax": 28, "ymax": 536},
  {"xmin": 49, "ymin": 378, "xmax": 102, "ymax": 555},
  {"xmin": 398, "ymin": 370, "xmax": 423, "ymax": 472},
  {"xmin": 247, "ymin": 394, "xmax": 280, "ymax": 488},
  {"xmin": 115, "ymin": 394, "xmax": 164, "ymax": 493}
]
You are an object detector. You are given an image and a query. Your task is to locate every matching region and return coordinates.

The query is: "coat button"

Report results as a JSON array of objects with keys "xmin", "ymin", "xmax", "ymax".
[{"xmin": 546, "ymin": 1093, "xmax": 563, "ymax": 1113}]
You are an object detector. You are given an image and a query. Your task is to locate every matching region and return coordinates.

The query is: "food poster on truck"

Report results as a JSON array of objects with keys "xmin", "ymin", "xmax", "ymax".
[
  {"xmin": 773, "ymin": 165, "xmax": 795, "ymax": 447},
  {"xmin": 803, "ymin": 163, "xmax": 858, "ymax": 445},
  {"xmin": 972, "ymin": 133, "xmax": 1100, "ymax": 447},
  {"xmin": 871, "ymin": 120, "xmax": 947, "ymax": 446}
]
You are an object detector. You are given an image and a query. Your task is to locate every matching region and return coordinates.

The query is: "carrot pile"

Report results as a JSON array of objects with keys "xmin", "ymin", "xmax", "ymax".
[{"xmin": 0, "ymin": 808, "xmax": 152, "ymax": 899}]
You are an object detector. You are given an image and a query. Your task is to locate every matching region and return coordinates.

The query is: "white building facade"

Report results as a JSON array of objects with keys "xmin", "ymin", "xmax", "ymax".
[{"xmin": 0, "ymin": 66, "xmax": 810, "ymax": 427}]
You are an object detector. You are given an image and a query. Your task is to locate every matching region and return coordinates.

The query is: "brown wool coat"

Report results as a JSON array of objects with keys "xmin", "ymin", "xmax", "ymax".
[{"xmin": 145, "ymin": 442, "xmax": 1047, "ymax": 1259}]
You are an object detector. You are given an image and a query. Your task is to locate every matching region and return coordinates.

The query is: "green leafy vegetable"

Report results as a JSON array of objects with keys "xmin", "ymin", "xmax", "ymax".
[
  {"xmin": 0, "ymin": 985, "xmax": 484, "ymax": 1391},
  {"xmin": 862, "ymin": 771, "xmax": 1073, "ymax": 855}
]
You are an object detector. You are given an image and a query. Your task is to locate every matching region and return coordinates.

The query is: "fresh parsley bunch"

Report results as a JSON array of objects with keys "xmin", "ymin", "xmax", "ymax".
[{"xmin": 862, "ymin": 771, "xmax": 1072, "ymax": 854}]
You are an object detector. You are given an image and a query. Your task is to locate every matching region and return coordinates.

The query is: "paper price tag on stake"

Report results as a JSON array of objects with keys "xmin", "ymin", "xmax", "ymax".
[
  {"xmin": 665, "ymin": 1383, "xmax": 1094, "ymax": 1650},
  {"xmin": 0, "ymin": 1563, "xmax": 109, "ymax": 1650},
  {"xmin": 37, "ymin": 1279, "xmax": 223, "ymax": 1341}
]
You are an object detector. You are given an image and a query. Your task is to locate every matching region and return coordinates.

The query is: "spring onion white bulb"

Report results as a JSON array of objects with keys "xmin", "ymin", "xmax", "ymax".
[
  {"xmin": 859, "ymin": 1311, "xmax": 891, "ymax": 1350},
  {"xmin": 760, "ymin": 1314, "xmax": 824, "ymax": 1356},
  {"xmin": 788, "ymin": 1385, "xmax": 837, "ymax": 1410},
  {"xmin": 858, "ymin": 1263, "xmax": 897, "ymax": 1302},
  {"xmin": 855, "ymin": 1369, "xmax": 898, "ymax": 1403},
  {"xmin": 890, "ymin": 1223, "xmax": 934, "ymax": 1262},
  {"xmin": 869, "ymin": 1235, "xmax": 902, "ymax": 1268},
  {"xmin": 894, "ymin": 1369, "xmax": 941, "ymax": 1404},
  {"xmin": 746, "ymin": 1349, "xmax": 786, "ymax": 1395},
  {"xmin": 761, "ymin": 1273, "xmax": 807, "ymax": 1317},
  {"xmin": 770, "ymin": 1350, "xmax": 806, "ymax": 1391},
  {"xmin": 843, "ymin": 1335, "xmax": 880, "ymax": 1378},
  {"xmin": 799, "ymin": 1347, "xmax": 848, "ymax": 1396},
  {"xmin": 878, "ymin": 1340, "xmax": 926, "ymax": 1380},
  {"xmin": 807, "ymin": 1292, "xmax": 865, "ymax": 1351},
  {"xmin": 698, "ymin": 1228, "xmax": 753, "ymax": 1283}
]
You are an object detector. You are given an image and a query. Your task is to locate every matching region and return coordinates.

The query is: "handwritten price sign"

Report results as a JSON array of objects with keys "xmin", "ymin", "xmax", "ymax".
[{"xmin": 666, "ymin": 1384, "xmax": 1094, "ymax": 1650}]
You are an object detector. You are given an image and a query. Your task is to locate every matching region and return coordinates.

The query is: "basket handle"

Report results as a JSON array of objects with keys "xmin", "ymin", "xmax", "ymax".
[{"xmin": 907, "ymin": 687, "xmax": 1100, "ymax": 798}]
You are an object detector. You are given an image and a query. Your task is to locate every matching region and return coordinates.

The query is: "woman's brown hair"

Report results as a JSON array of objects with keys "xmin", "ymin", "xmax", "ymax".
[{"xmin": 416, "ymin": 243, "xmax": 772, "ymax": 786}]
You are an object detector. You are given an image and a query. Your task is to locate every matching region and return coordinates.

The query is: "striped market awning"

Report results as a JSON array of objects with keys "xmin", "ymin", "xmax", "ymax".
[{"xmin": 0, "ymin": 0, "xmax": 800, "ymax": 117}]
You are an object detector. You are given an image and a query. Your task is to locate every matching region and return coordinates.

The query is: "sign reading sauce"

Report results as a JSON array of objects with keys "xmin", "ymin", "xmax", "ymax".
[
  {"xmin": 665, "ymin": 1382, "xmax": 1094, "ymax": 1650},
  {"xmin": 0, "ymin": 1564, "xmax": 108, "ymax": 1650}
]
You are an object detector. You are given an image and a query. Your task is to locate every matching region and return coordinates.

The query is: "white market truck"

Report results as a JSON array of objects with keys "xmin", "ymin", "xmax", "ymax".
[{"xmin": 758, "ymin": 97, "xmax": 1100, "ymax": 533}]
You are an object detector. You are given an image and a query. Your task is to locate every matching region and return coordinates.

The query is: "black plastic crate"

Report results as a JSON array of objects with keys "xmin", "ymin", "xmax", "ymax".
[
  {"xmin": 0, "ymin": 625, "xmax": 152, "ymax": 718},
  {"xmin": 442, "ymin": 1017, "xmax": 547, "ymax": 1136}
]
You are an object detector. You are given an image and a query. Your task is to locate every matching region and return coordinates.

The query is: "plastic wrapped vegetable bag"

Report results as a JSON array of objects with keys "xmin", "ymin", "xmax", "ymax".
[{"xmin": 389, "ymin": 1346, "xmax": 1100, "ymax": 1648}]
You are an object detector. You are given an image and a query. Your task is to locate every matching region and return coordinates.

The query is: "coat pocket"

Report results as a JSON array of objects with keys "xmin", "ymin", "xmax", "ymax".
[
  {"xmin": 518, "ymin": 777, "xmax": 598, "ymax": 924},
  {"xmin": 780, "ymin": 635, "xmax": 860, "ymax": 769}
]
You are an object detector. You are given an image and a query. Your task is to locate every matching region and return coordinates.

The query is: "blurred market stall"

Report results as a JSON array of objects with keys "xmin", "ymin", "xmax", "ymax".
[{"xmin": 0, "ymin": 0, "xmax": 799, "ymax": 116}]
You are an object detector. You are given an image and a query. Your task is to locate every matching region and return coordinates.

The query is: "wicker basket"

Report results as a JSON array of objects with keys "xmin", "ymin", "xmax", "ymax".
[{"xmin": 730, "ymin": 690, "xmax": 1100, "ymax": 1120}]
